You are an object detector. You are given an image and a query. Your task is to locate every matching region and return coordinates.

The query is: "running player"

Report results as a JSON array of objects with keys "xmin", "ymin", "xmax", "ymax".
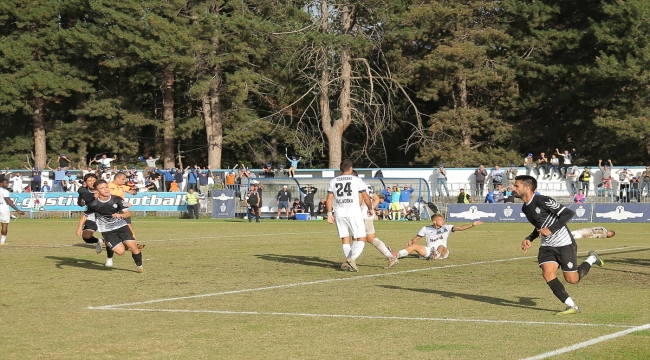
[
  {"xmin": 514, "ymin": 175, "xmax": 603, "ymax": 315},
  {"xmin": 0, "ymin": 175, "xmax": 26, "ymax": 245},
  {"xmin": 76, "ymin": 173, "xmax": 115, "ymax": 266},
  {"xmin": 109, "ymin": 172, "xmax": 138, "ymax": 238},
  {"xmin": 338, "ymin": 171, "xmax": 398, "ymax": 270},
  {"xmin": 395, "ymin": 214, "xmax": 482, "ymax": 261},
  {"xmin": 326, "ymin": 159, "xmax": 373, "ymax": 272},
  {"xmin": 86, "ymin": 180, "xmax": 144, "ymax": 273},
  {"xmin": 571, "ymin": 227, "xmax": 615, "ymax": 239}
]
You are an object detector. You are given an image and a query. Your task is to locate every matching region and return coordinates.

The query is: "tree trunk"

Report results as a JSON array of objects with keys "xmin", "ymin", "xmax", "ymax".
[
  {"xmin": 162, "ymin": 68, "xmax": 175, "ymax": 168},
  {"xmin": 269, "ymin": 136, "xmax": 278, "ymax": 163},
  {"xmin": 75, "ymin": 92, "xmax": 88, "ymax": 167},
  {"xmin": 31, "ymin": 97, "xmax": 47, "ymax": 169},
  {"xmin": 321, "ymin": 2, "xmax": 355, "ymax": 170},
  {"xmin": 202, "ymin": 79, "xmax": 223, "ymax": 169},
  {"xmin": 458, "ymin": 76, "xmax": 471, "ymax": 147}
]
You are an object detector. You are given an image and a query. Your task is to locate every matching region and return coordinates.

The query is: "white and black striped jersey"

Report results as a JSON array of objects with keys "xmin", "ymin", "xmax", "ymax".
[
  {"xmin": 521, "ymin": 194, "xmax": 575, "ymax": 247},
  {"xmin": 85, "ymin": 195, "xmax": 129, "ymax": 233}
]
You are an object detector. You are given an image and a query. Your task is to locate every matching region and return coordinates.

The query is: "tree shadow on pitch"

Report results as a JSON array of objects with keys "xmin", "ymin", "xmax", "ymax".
[
  {"xmin": 45, "ymin": 256, "xmax": 134, "ymax": 272},
  {"xmin": 255, "ymin": 254, "xmax": 384, "ymax": 270},
  {"xmin": 379, "ymin": 285, "xmax": 554, "ymax": 312}
]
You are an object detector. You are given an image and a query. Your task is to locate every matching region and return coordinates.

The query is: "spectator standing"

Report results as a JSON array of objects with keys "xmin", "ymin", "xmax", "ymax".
[
  {"xmin": 246, "ymin": 183, "xmax": 261, "ymax": 223},
  {"xmin": 436, "ymin": 164, "xmax": 449, "ymax": 197},
  {"xmin": 276, "ymin": 185, "xmax": 291, "ymax": 219},
  {"xmin": 174, "ymin": 168, "xmax": 184, "ymax": 192},
  {"xmin": 389, "ymin": 185, "xmax": 401, "ymax": 220},
  {"xmin": 505, "ymin": 164, "xmax": 518, "ymax": 187},
  {"xmin": 212, "ymin": 172, "xmax": 224, "ymax": 191},
  {"xmin": 262, "ymin": 164, "xmax": 275, "ymax": 178},
  {"xmin": 58, "ymin": 154, "xmax": 71, "ymax": 168},
  {"xmin": 616, "ymin": 167, "xmax": 632, "ymax": 202},
  {"xmin": 286, "ymin": 155, "xmax": 302, "ymax": 177},
  {"xmin": 566, "ymin": 165, "xmax": 580, "ymax": 196},
  {"xmin": 92, "ymin": 154, "xmax": 117, "ymax": 171},
  {"xmin": 474, "ymin": 165, "xmax": 488, "ymax": 197},
  {"xmin": 598, "ymin": 159, "xmax": 613, "ymax": 190},
  {"xmin": 524, "ymin": 153, "xmax": 536, "ymax": 176},
  {"xmin": 64, "ymin": 171, "xmax": 80, "ymax": 192},
  {"xmin": 537, "ymin": 152, "xmax": 549, "ymax": 178},
  {"xmin": 628, "ymin": 176, "xmax": 641, "ymax": 202},
  {"xmin": 548, "ymin": 155, "xmax": 560, "ymax": 179},
  {"xmin": 198, "ymin": 169, "xmax": 210, "ymax": 195},
  {"xmin": 157, "ymin": 168, "xmax": 174, "ymax": 191},
  {"xmin": 47, "ymin": 165, "xmax": 68, "ymax": 192},
  {"xmin": 641, "ymin": 166, "xmax": 650, "ymax": 198},
  {"xmin": 556, "ymin": 148, "xmax": 573, "ymax": 179},
  {"xmin": 578, "ymin": 167, "xmax": 591, "ymax": 197},
  {"xmin": 491, "ymin": 165, "xmax": 504, "ymax": 188},
  {"xmin": 186, "ymin": 188, "xmax": 200, "ymax": 219},
  {"xmin": 399, "ymin": 185, "xmax": 415, "ymax": 214},
  {"xmin": 300, "ymin": 185, "xmax": 318, "ymax": 217},
  {"xmin": 27, "ymin": 166, "xmax": 42, "ymax": 192},
  {"xmin": 456, "ymin": 188, "xmax": 471, "ymax": 204},
  {"xmin": 186, "ymin": 166, "xmax": 199, "ymax": 192},
  {"xmin": 574, "ymin": 189, "xmax": 586, "ymax": 203},
  {"xmin": 225, "ymin": 169, "xmax": 237, "ymax": 190},
  {"xmin": 140, "ymin": 156, "xmax": 159, "ymax": 174},
  {"xmin": 12, "ymin": 173, "xmax": 24, "ymax": 193}
]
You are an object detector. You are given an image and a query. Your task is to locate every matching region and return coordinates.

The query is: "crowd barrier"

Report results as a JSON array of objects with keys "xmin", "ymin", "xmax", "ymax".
[
  {"xmin": 446, "ymin": 203, "xmax": 650, "ymax": 223},
  {"xmin": 8, "ymin": 192, "xmax": 188, "ymax": 213}
]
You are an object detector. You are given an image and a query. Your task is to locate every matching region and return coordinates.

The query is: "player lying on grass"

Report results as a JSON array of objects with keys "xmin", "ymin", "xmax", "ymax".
[
  {"xmin": 571, "ymin": 227, "xmax": 615, "ymax": 239},
  {"xmin": 394, "ymin": 214, "xmax": 482, "ymax": 260}
]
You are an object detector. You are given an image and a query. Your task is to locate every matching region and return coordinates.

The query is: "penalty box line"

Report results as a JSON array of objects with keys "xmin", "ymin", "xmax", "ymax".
[
  {"xmin": 89, "ymin": 245, "xmax": 644, "ymax": 310},
  {"xmin": 523, "ymin": 323, "xmax": 650, "ymax": 360},
  {"xmin": 86, "ymin": 307, "xmax": 636, "ymax": 329}
]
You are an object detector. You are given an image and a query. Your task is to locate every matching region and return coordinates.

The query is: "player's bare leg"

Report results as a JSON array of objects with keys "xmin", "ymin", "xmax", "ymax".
[{"xmin": 1, "ymin": 223, "xmax": 8, "ymax": 244}]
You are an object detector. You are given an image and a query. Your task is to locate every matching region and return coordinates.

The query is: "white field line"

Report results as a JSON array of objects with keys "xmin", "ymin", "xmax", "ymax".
[
  {"xmin": 522, "ymin": 323, "xmax": 650, "ymax": 360},
  {"xmin": 90, "ymin": 245, "xmax": 644, "ymax": 310},
  {"xmin": 86, "ymin": 307, "xmax": 635, "ymax": 329}
]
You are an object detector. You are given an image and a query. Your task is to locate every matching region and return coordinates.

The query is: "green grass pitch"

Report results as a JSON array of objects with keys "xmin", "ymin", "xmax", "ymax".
[{"xmin": 0, "ymin": 218, "xmax": 648, "ymax": 359}]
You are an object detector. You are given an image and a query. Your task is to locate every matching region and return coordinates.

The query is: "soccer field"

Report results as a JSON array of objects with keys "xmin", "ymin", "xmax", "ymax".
[{"xmin": 0, "ymin": 218, "xmax": 648, "ymax": 359}]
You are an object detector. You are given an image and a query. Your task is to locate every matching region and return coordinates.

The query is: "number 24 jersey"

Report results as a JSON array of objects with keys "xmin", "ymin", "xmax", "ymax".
[{"xmin": 327, "ymin": 175, "xmax": 367, "ymax": 218}]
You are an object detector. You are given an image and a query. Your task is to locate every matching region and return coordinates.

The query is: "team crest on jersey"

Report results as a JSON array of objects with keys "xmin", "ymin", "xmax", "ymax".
[
  {"xmin": 503, "ymin": 206, "xmax": 513, "ymax": 217},
  {"xmin": 113, "ymin": 204, "xmax": 118, "ymax": 208},
  {"xmin": 567, "ymin": 262, "xmax": 573, "ymax": 269},
  {"xmin": 576, "ymin": 206, "xmax": 585, "ymax": 217},
  {"xmin": 535, "ymin": 207, "xmax": 541, "ymax": 214}
]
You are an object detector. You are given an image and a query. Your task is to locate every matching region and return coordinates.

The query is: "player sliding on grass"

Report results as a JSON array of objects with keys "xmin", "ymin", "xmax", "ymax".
[
  {"xmin": 0, "ymin": 175, "xmax": 26, "ymax": 245},
  {"xmin": 394, "ymin": 214, "xmax": 482, "ymax": 261},
  {"xmin": 571, "ymin": 227, "xmax": 615, "ymax": 239},
  {"xmin": 513, "ymin": 175, "xmax": 603, "ymax": 315},
  {"xmin": 85, "ymin": 180, "xmax": 144, "ymax": 273}
]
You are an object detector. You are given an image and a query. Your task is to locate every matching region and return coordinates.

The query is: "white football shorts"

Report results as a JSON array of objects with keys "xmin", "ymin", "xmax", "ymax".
[{"xmin": 335, "ymin": 216, "xmax": 366, "ymax": 239}]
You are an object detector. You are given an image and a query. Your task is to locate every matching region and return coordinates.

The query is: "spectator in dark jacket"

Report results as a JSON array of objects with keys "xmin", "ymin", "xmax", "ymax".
[{"xmin": 300, "ymin": 185, "xmax": 318, "ymax": 216}]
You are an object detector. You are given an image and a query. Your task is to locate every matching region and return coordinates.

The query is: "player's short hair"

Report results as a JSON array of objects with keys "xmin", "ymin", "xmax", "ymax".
[
  {"xmin": 0, "ymin": 175, "xmax": 7, "ymax": 183},
  {"xmin": 432, "ymin": 214, "xmax": 444, "ymax": 221},
  {"xmin": 114, "ymin": 172, "xmax": 126, "ymax": 179},
  {"xmin": 515, "ymin": 175, "xmax": 537, "ymax": 191},
  {"xmin": 340, "ymin": 159, "xmax": 353, "ymax": 173},
  {"xmin": 608, "ymin": 230, "xmax": 616, "ymax": 238},
  {"xmin": 94, "ymin": 180, "xmax": 108, "ymax": 189},
  {"xmin": 83, "ymin": 173, "xmax": 98, "ymax": 181}
]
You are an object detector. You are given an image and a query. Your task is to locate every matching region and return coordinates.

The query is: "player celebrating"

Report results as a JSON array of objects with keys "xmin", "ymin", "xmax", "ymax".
[
  {"xmin": 0, "ymin": 175, "xmax": 26, "ymax": 245},
  {"xmin": 326, "ymin": 159, "xmax": 373, "ymax": 272},
  {"xmin": 86, "ymin": 180, "xmax": 144, "ymax": 273},
  {"xmin": 76, "ymin": 173, "xmax": 115, "ymax": 266},
  {"xmin": 513, "ymin": 175, "xmax": 603, "ymax": 315},
  {"xmin": 572, "ymin": 227, "xmax": 615, "ymax": 239},
  {"xmin": 395, "ymin": 214, "xmax": 482, "ymax": 261}
]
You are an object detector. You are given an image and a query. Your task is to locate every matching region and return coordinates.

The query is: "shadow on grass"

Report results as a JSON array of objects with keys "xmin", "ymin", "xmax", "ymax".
[
  {"xmin": 45, "ymin": 256, "xmax": 134, "ymax": 272},
  {"xmin": 379, "ymin": 285, "xmax": 554, "ymax": 312},
  {"xmin": 255, "ymin": 254, "xmax": 385, "ymax": 270}
]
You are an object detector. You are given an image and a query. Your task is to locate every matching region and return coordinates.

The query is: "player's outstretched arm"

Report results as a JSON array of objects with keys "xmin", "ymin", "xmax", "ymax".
[
  {"xmin": 5, "ymin": 197, "xmax": 25, "ymax": 215},
  {"xmin": 406, "ymin": 235, "xmax": 421, "ymax": 246},
  {"xmin": 454, "ymin": 220, "xmax": 483, "ymax": 231}
]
